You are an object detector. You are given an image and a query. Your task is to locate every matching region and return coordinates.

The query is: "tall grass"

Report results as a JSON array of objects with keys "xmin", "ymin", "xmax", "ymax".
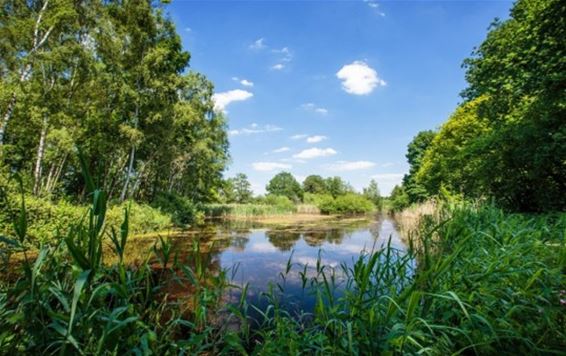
[
  {"xmin": 204, "ymin": 203, "xmax": 297, "ymax": 218},
  {"xmin": 0, "ymin": 162, "xmax": 233, "ymax": 354}
]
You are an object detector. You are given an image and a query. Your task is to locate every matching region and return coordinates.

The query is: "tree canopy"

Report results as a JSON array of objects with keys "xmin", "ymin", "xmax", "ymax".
[{"xmin": 0, "ymin": 0, "xmax": 229, "ymax": 204}]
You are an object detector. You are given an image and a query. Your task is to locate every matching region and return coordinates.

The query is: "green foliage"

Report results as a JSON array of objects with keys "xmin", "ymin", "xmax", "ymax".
[
  {"xmin": 324, "ymin": 176, "xmax": 352, "ymax": 198},
  {"xmin": 416, "ymin": 97, "xmax": 491, "ymax": 197},
  {"xmin": 302, "ymin": 175, "xmax": 327, "ymax": 194},
  {"xmin": 152, "ymin": 191, "xmax": 199, "ymax": 226},
  {"xmin": 458, "ymin": 0, "xmax": 565, "ymax": 211},
  {"xmin": 0, "ymin": 1, "xmax": 228, "ymax": 204},
  {"xmin": 362, "ymin": 179, "xmax": 382, "ymax": 210},
  {"xmin": 306, "ymin": 192, "xmax": 374, "ymax": 215},
  {"xmin": 388, "ymin": 185, "xmax": 410, "ymax": 211},
  {"xmin": 264, "ymin": 194, "xmax": 296, "ymax": 211},
  {"xmin": 226, "ymin": 173, "xmax": 253, "ymax": 204},
  {"xmin": 403, "ymin": 130, "xmax": 436, "ymax": 203},
  {"xmin": 0, "ymin": 194, "xmax": 172, "ymax": 243},
  {"xmin": 266, "ymin": 172, "xmax": 303, "ymax": 203},
  {"xmin": 0, "ymin": 157, "xmax": 229, "ymax": 354}
]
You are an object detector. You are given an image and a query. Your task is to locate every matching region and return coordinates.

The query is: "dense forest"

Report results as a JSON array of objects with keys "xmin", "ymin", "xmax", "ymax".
[
  {"xmin": 0, "ymin": 0, "xmax": 228, "ymax": 204},
  {"xmin": 390, "ymin": 0, "xmax": 565, "ymax": 212}
]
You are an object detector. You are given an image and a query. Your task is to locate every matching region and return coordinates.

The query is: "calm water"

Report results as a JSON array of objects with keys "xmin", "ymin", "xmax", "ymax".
[
  {"xmin": 208, "ymin": 216, "xmax": 408, "ymax": 313},
  {"xmin": 136, "ymin": 216, "xmax": 409, "ymax": 313}
]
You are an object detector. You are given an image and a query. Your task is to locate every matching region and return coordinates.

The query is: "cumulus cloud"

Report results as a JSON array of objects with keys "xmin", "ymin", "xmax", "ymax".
[
  {"xmin": 229, "ymin": 123, "xmax": 282, "ymax": 136},
  {"xmin": 325, "ymin": 160, "xmax": 376, "ymax": 171},
  {"xmin": 252, "ymin": 162, "xmax": 292, "ymax": 172},
  {"xmin": 301, "ymin": 103, "xmax": 328, "ymax": 115},
  {"xmin": 336, "ymin": 61, "xmax": 386, "ymax": 95},
  {"xmin": 271, "ymin": 63, "xmax": 285, "ymax": 70},
  {"xmin": 293, "ymin": 147, "xmax": 337, "ymax": 159},
  {"xmin": 212, "ymin": 89, "xmax": 253, "ymax": 112},
  {"xmin": 306, "ymin": 135, "xmax": 327, "ymax": 143},
  {"xmin": 249, "ymin": 38, "xmax": 266, "ymax": 50}
]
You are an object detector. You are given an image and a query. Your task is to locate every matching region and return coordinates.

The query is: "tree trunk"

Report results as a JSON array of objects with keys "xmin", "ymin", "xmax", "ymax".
[
  {"xmin": 33, "ymin": 115, "xmax": 48, "ymax": 195},
  {"xmin": 120, "ymin": 145, "xmax": 135, "ymax": 201}
]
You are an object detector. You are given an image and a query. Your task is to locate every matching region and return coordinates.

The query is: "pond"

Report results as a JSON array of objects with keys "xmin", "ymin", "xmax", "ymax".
[{"xmin": 140, "ymin": 215, "xmax": 410, "ymax": 315}]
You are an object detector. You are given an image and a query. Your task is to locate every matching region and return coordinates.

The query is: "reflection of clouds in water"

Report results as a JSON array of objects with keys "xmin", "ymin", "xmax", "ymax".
[
  {"xmin": 293, "ymin": 256, "xmax": 338, "ymax": 268},
  {"xmin": 248, "ymin": 242, "xmax": 279, "ymax": 253}
]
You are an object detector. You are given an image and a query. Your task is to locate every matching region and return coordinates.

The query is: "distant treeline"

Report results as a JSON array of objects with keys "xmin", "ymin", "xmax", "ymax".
[
  {"xmin": 0, "ymin": 0, "xmax": 228, "ymax": 203},
  {"xmin": 391, "ymin": 0, "xmax": 565, "ymax": 212}
]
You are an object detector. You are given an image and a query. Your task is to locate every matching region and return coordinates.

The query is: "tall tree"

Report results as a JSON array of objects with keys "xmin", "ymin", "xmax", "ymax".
[{"xmin": 266, "ymin": 172, "xmax": 303, "ymax": 202}]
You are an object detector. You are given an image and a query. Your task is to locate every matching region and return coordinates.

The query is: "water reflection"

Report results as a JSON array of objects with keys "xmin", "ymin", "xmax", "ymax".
[{"xmin": 132, "ymin": 216, "xmax": 409, "ymax": 313}]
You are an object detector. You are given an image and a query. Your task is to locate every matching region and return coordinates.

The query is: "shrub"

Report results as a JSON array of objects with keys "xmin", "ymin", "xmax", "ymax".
[
  {"xmin": 152, "ymin": 192, "xmax": 199, "ymax": 226},
  {"xmin": 307, "ymin": 193, "xmax": 374, "ymax": 214},
  {"xmin": 264, "ymin": 194, "xmax": 295, "ymax": 212}
]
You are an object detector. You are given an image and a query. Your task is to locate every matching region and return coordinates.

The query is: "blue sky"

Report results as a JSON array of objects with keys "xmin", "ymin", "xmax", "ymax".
[{"xmin": 168, "ymin": 0, "xmax": 512, "ymax": 195}]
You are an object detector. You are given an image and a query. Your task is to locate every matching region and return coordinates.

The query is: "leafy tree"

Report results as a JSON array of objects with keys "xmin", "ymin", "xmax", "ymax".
[
  {"xmin": 0, "ymin": 1, "xmax": 229, "ymax": 206},
  {"xmin": 266, "ymin": 172, "xmax": 303, "ymax": 202},
  {"xmin": 324, "ymin": 176, "xmax": 351, "ymax": 198},
  {"xmin": 363, "ymin": 179, "xmax": 382, "ymax": 209},
  {"xmin": 303, "ymin": 175, "xmax": 327, "ymax": 194},
  {"xmin": 389, "ymin": 185, "xmax": 409, "ymax": 211},
  {"xmin": 403, "ymin": 130, "xmax": 436, "ymax": 203},
  {"xmin": 460, "ymin": 0, "xmax": 565, "ymax": 211},
  {"xmin": 229, "ymin": 173, "xmax": 253, "ymax": 203},
  {"xmin": 416, "ymin": 97, "xmax": 490, "ymax": 197}
]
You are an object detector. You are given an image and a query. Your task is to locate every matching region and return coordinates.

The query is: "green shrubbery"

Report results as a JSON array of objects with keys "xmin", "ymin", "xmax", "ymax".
[
  {"xmin": 305, "ymin": 192, "xmax": 375, "ymax": 214},
  {"xmin": 0, "ymin": 195, "xmax": 172, "ymax": 242},
  {"xmin": 152, "ymin": 191, "xmax": 202, "ymax": 226}
]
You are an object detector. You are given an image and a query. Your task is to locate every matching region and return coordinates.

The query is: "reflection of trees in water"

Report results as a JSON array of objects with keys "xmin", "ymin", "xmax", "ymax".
[
  {"xmin": 302, "ymin": 229, "xmax": 349, "ymax": 247},
  {"xmin": 265, "ymin": 230, "xmax": 301, "ymax": 251},
  {"xmin": 230, "ymin": 234, "xmax": 250, "ymax": 251}
]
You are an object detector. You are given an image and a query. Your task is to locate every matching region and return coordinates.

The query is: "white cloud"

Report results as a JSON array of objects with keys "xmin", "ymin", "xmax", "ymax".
[
  {"xmin": 252, "ymin": 162, "xmax": 292, "ymax": 172},
  {"xmin": 272, "ymin": 47, "xmax": 293, "ymax": 62},
  {"xmin": 271, "ymin": 146, "xmax": 290, "ymax": 153},
  {"xmin": 184, "ymin": 27, "xmax": 192, "ymax": 32},
  {"xmin": 336, "ymin": 61, "xmax": 386, "ymax": 95},
  {"xmin": 232, "ymin": 77, "xmax": 254, "ymax": 87},
  {"xmin": 290, "ymin": 134, "xmax": 308, "ymax": 140},
  {"xmin": 212, "ymin": 89, "xmax": 253, "ymax": 112},
  {"xmin": 306, "ymin": 135, "xmax": 327, "ymax": 143},
  {"xmin": 325, "ymin": 161, "xmax": 376, "ymax": 171},
  {"xmin": 271, "ymin": 63, "xmax": 284, "ymax": 70},
  {"xmin": 229, "ymin": 123, "xmax": 282, "ymax": 136},
  {"xmin": 293, "ymin": 147, "xmax": 337, "ymax": 160},
  {"xmin": 301, "ymin": 103, "xmax": 328, "ymax": 115},
  {"xmin": 381, "ymin": 162, "xmax": 394, "ymax": 168},
  {"xmin": 364, "ymin": 0, "xmax": 385, "ymax": 16},
  {"xmin": 249, "ymin": 38, "xmax": 266, "ymax": 50}
]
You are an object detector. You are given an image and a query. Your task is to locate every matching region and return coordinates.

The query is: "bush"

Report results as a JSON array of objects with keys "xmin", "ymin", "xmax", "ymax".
[
  {"xmin": 264, "ymin": 194, "xmax": 295, "ymax": 212},
  {"xmin": 306, "ymin": 193, "xmax": 374, "ymax": 215},
  {"xmin": 0, "ymin": 195, "xmax": 172, "ymax": 243},
  {"xmin": 152, "ymin": 192, "xmax": 199, "ymax": 226}
]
